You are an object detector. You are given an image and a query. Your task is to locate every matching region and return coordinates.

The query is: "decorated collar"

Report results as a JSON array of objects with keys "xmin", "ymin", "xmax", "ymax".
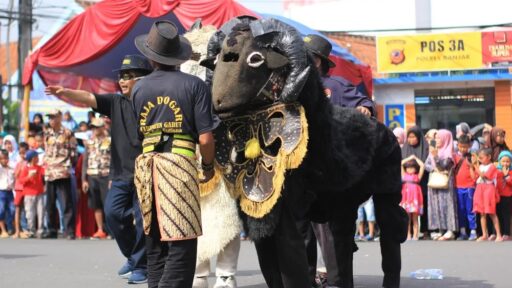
[{"xmin": 213, "ymin": 102, "xmax": 308, "ymax": 218}]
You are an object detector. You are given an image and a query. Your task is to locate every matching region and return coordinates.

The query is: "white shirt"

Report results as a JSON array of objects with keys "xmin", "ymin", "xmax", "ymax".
[{"xmin": 0, "ymin": 165, "xmax": 14, "ymax": 191}]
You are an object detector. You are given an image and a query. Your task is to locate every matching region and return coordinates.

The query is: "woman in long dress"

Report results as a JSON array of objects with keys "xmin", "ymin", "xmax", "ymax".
[{"xmin": 425, "ymin": 129, "xmax": 459, "ymax": 241}]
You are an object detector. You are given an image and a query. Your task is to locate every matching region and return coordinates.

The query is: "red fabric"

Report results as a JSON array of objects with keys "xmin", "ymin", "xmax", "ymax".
[
  {"xmin": 22, "ymin": 0, "xmax": 255, "ymax": 85},
  {"xmin": 19, "ymin": 165, "xmax": 45, "ymax": 196},
  {"xmin": 75, "ymin": 154, "xmax": 96, "ymax": 238},
  {"xmin": 497, "ymin": 171, "xmax": 512, "ymax": 197},
  {"xmin": 454, "ymin": 154, "xmax": 477, "ymax": 189},
  {"xmin": 328, "ymin": 56, "xmax": 373, "ymax": 96},
  {"xmin": 14, "ymin": 160, "xmax": 27, "ymax": 191}
]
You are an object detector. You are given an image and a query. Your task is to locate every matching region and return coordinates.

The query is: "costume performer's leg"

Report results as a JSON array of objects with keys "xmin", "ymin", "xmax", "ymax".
[
  {"xmin": 328, "ymin": 204, "xmax": 358, "ymax": 288},
  {"xmin": 146, "ymin": 205, "xmax": 197, "ymax": 288},
  {"xmin": 374, "ymin": 193, "xmax": 405, "ymax": 288},
  {"xmin": 255, "ymin": 202, "xmax": 311, "ymax": 288},
  {"xmin": 296, "ymin": 218, "xmax": 318, "ymax": 284},
  {"xmin": 104, "ymin": 181, "xmax": 146, "ymax": 272},
  {"xmin": 216, "ymin": 237, "xmax": 241, "ymax": 277},
  {"xmin": 312, "ymin": 222, "xmax": 342, "ymax": 287}
]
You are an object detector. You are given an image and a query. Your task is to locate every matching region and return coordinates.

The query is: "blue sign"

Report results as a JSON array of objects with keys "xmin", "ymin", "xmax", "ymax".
[{"xmin": 385, "ymin": 104, "xmax": 405, "ymax": 129}]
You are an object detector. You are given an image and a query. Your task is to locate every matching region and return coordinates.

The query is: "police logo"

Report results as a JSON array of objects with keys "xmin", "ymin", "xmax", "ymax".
[{"xmin": 390, "ymin": 49, "xmax": 405, "ymax": 65}]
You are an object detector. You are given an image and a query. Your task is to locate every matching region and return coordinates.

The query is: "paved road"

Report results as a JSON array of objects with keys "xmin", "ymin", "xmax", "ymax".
[{"xmin": 0, "ymin": 238, "xmax": 510, "ymax": 287}]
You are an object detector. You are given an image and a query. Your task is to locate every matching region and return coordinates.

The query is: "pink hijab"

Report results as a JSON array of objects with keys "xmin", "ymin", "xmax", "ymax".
[
  {"xmin": 436, "ymin": 129, "xmax": 454, "ymax": 160},
  {"xmin": 393, "ymin": 127, "xmax": 406, "ymax": 147}
]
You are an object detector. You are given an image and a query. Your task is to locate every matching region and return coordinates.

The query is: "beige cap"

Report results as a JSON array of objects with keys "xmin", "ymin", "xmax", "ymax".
[{"xmin": 46, "ymin": 108, "xmax": 62, "ymax": 117}]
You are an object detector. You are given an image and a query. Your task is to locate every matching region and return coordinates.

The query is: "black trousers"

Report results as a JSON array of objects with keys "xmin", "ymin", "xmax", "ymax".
[
  {"xmin": 254, "ymin": 202, "xmax": 311, "ymax": 288},
  {"xmin": 297, "ymin": 220, "xmax": 341, "ymax": 287},
  {"xmin": 497, "ymin": 196, "xmax": 511, "ymax": 236},
  {"xmin": 146, "ymin": 211, "xmax": 197, "ymax": 288},
  {"xmin": 46, "ymin": 178, "xmax": 75, "ymax": 236}
]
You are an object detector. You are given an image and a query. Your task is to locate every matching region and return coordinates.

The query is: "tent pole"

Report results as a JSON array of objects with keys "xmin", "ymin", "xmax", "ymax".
[{"xmin": 23, "ymin": 83, "xmax": 31, "ymax": 140}]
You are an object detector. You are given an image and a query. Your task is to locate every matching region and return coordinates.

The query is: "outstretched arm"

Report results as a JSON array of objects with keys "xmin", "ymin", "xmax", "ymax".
[{"xmin": 45, "ymin": 86, "xmax": 97, "ymax": 109}]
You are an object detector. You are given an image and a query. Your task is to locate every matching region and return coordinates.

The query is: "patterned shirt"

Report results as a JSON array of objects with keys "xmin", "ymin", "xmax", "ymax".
[
  {"xmin": 44, "ymin": 126, "xmax": 77, "ymax": 181},
  {"xmin": 84, "ymin": 136, "xmax": 111, "ymax": 177}
]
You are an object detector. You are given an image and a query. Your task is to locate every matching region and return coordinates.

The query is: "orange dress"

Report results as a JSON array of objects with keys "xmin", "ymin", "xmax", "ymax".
[{"xmin": 473, "ymin": 164, "xmax": 499, "ymax": 214}]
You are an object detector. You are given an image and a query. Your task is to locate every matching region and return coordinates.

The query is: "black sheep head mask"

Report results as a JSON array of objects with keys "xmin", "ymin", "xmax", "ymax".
[{"xmin": 202, "ymin": 17, "xmax": 311, "ymax": 117}]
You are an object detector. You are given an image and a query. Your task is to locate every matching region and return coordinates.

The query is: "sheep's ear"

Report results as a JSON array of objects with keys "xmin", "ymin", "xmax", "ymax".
[
  {"xmin": 200, "ymin": 56, "xmax": 217, "ymax": 70},
  {"xmin": 266, "ymin": 51, "xmax": 288, "ymax": 69}
]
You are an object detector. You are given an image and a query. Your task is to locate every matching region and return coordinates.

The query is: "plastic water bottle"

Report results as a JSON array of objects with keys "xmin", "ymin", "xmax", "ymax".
[{"xmin": 410, "ymin": 269, "xmax": 443, "ymax": 280}]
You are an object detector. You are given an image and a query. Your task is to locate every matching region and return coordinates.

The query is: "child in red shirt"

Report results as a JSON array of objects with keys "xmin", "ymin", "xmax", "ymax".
[
  {"xmin": 453, "ymin": 135, "xmax": 478, "ymax": 240},
  {"xmin": 19, "ymin": 150, "xmax": 45, "ymax": 238},
  {"xmin": 497, "ymin": 151, "xmax": 512, "ymax": 240}
]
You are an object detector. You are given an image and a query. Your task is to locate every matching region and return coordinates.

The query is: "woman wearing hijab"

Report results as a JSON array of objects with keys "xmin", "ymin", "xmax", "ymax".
[
  {"xmin": 393, "ymin": 127, "xmax": 406, "ymax": 148},
  {"xmin": 486, "ymin": 128, "xmax": 509, "ymax": 162},
  {"xmin": 402, "ymin": 126, "xmax": 430, "ymax": 238},
  {"xmin": 3, "ymin": 135, "xmax": 19, "ymax": 167},
  {"xmin": 455, "ymin": 122, "xmax": 480, "ymax": 153},
  {"xmin": 425, "ymin": 129, "xmax": 459, "ymax": 241}
]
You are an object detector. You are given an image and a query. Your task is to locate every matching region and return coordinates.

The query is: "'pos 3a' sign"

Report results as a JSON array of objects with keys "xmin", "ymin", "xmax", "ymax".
[{"xmin": 385, "ymin": 104, "xmax": 405, "ymax": 129}]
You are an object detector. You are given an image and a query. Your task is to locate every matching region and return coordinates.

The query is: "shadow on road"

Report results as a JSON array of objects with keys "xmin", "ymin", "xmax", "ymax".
[
  {"xmin": 237, "ymin": 269, "xmax": 263, "ymax": 277},
  {"xmin": 354, "ymin": 275, "xmax": 494, "ymax": 288},
  {"xmin": 0, "ymin": 254, "xmax": 41, "ymax": 260}
]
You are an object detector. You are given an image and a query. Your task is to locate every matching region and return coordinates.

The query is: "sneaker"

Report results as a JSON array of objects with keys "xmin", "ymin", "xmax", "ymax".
[
  {"xmin": 91, "ymin": 230, "xmax": 108, "ymax": 240},
  {"xmin": 118, "ymin": 262, "xmax": 132, "ymax": 279},
  {"xmin": 127, "ymin": 270, "xmax": 147, "ymax": 284},
  {"xmin": 192, "ymin": 276, "xmax": 208, "ymax": 288},
  {"xmin": 457, "ymin": 234, "xmax": 468, "ymax": 241},
  {"xmin": 365, "ymin": 235, "xmax": 374, "ymax": 241},
  {"xmin": 214, "ymin": 276, "xmax": 237, "ymax": 288},
  {"xmin": 41, "ymin": 231, "xmax": 58, "ymax": 239},
  {"xmin": 468, "ymin": 231, "xmax": 478, "ymax": 241}
]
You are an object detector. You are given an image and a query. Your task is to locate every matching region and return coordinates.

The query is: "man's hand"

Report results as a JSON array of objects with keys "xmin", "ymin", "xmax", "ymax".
[
  {"xmin": 82, "ymin": 181, "xmax": 89, "ymax": 194},
  {"xmin": 45, "ymin": 86, "xmax": 66, "ymax": 97},
  {"xmin": 199, "ymin": 169, "xmax": 215, "ymax": 183},
  {"xmin": 356, "ymin": 106, "xmax": 371, "ymax": 117}
]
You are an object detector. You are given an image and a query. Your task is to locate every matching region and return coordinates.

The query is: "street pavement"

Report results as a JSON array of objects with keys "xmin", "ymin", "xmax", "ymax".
[{"xmin": 0, "ymin": 238, "xmax": 510, "ymax": 287}]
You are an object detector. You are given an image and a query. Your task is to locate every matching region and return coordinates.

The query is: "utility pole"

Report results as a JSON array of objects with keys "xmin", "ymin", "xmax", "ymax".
[
  {"xmin": 4, "ymin": 0, "xmax": 15, "ymax": 132},
  {"xmin": 18, "ymin": 0, "xmax": 32, "ymax": 100}
]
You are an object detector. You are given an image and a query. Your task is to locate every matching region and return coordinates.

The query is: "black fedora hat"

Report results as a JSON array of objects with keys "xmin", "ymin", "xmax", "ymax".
[
  {"xmin": 113, "ymin": 55, "xmax": 152, "ymax": 73},
  {"xmin": 135, "ymin": 21, "xmax": 192, "ymax": 66},
  {"xmin": 303, "ymin": 34, "xmax": 336, "ymax": 68}
]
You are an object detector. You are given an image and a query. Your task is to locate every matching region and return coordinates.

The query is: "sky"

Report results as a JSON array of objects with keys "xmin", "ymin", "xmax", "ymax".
[{"xmin": 1, "ymin": 0, "xmax": 512, "ymax": 43}]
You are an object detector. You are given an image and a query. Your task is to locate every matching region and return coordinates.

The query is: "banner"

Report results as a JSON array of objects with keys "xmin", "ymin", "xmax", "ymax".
[
  {"xmin": 377, "ymin": 32, "xmax": 483, "ymax": 73},
  {"xmin": 384, "ymin": 104, "xmax": 405, "ymax": 129},
  {"xmin": 482, "ymin": 31, "xmax": 512, "ymax": 67}
]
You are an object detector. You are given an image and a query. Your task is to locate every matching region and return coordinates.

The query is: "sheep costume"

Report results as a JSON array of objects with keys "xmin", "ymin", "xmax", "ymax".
[{"xmin": 181, "ymin": 24, "xmax": 243, "ymax": 288}]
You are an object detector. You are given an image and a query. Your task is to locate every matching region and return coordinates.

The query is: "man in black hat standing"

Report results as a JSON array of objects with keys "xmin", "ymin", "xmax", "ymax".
[
  {"xmin": 131, "ymin": 20, "xmax": 216, "ymax": 288},
  {"xmin": 45, "ymin": 54, "xmax": 152, "ymax": 284},
  {"xmin": 304, "ymin": 34, "xmax": 375, "ymax": 117}
]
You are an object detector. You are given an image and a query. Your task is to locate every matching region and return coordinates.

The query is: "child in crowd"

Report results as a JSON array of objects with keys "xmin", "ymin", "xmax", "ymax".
[
  {"xmin": 473, "ymin": 148, "xmax": 502, "ymax": 242},
  {"xmin": 496, "ymin": 151, "xmax": 512, "ymax": 241},
  {"xmin": 13, "ymin": 142, "xmax": 29, "ymax": 239},
  {"xmin": 454, "ymin": 135, "xmax": 478, "ymax": 241},
  {"xmin": 19, "ymin": 150, "xmax": 45, "ymax": 238},
  {"xmin": 401, "ymin": 155, "xmax": 425, "ymax": 240},
  {"xmin": 0, "ymin": 150, "xmax": 15, "ymax": 238},
  {"xmin": 356, "ymin": 197, "xmax": 376, "ymax": 241}
]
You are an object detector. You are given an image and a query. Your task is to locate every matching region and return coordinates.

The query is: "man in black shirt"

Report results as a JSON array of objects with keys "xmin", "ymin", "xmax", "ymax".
[
  {"xmin": 132, "ymin": 21, "xmax": 216, "ymax": 288},
  {"xmin": 45, "ymin": 54, "xmax": 152, "ymax": 284}
]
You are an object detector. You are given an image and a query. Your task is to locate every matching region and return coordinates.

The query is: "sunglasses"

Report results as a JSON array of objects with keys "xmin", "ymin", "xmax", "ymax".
[{"xmin": 118, "ymin": 73, "xmax": 136, "ymax": 81}]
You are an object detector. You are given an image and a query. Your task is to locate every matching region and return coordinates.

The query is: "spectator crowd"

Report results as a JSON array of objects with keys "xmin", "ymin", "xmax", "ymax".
[{"xmin": 0, "ymin": 109, "xmax": 112, "ymax": 240}]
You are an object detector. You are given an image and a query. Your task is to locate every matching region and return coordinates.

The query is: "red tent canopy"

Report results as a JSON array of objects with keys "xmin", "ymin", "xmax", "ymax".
[{"xmin": 23, "ymin": 0, "xmax": 372, "ymax": 99}]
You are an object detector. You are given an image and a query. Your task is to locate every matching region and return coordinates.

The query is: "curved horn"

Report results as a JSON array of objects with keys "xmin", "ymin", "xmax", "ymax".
[{"xmin": 251, "ymin": 18, "xmax": 311, "ymax": 102}]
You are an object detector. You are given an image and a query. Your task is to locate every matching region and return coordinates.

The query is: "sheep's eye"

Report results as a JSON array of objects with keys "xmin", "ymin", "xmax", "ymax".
[{"xmin": 247, "ymin": 52, "xmax": 265, "ymax": 67}]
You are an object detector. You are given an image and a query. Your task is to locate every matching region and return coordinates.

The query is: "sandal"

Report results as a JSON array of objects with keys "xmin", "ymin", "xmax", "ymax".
[
  {"xmin": 438, "ymin": 231, "xmax": 455, "ymax": 241},
  {"xmin": 476, "ymin": 236, "xmax": 488, "ymax": 242},
  {"xmin": 495, "ymin": 236, "xmax": 504, "ymax": 242}
]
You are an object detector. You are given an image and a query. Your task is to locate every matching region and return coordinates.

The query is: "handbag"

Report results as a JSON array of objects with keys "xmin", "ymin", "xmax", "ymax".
[{"xmin": 428, "ymin": 169, "xmax": 450, "ymax": 189}]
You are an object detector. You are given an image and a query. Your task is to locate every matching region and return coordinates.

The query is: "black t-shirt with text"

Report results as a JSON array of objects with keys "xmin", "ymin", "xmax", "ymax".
[
  {"xmin": 94, "ymin": 93, "xmax": 142, "ymax": 182},
  {"xmin": 132, "ymin": 70, "xmax": 215, "ymax": 141}
]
